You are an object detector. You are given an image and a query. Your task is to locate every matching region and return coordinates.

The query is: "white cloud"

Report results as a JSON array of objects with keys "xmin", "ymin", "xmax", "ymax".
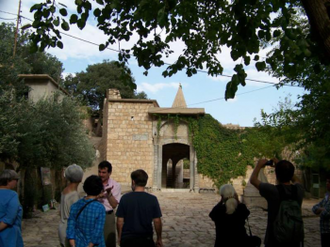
[
  {"xmin": 137, "ymin": 82, "xmax": 180, "ymax": 93},
  {"xmin": 62, "ymin": 72, "xmax": 76, "ymax": 78}
]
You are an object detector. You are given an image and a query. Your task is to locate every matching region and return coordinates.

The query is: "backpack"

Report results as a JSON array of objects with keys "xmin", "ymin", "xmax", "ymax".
[{"xmin": 273, "ymin": 185, "xmax": 304, "ymax": 244}]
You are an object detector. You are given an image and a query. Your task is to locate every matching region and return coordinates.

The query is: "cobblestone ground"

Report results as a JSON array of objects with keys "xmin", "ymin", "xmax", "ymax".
[{"xmin": 22, "ymin": 191, "xmax": 321, "ymax": 247}]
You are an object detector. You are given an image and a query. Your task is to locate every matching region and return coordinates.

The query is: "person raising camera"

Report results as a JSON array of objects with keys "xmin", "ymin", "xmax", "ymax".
[{"xmin": 250, "ymin": 158, "xmax": 304, "ymax": 247}]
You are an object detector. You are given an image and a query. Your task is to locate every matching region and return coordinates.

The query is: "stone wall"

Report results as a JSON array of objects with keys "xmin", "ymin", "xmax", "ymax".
[{"xmin": 105, "ymin": 96, "xmax": 155, "ymax": 187}]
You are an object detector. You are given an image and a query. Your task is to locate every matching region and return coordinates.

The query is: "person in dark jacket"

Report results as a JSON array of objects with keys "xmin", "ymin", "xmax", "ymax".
[{"xmin": 209, "ymin": 184, "xmax": 255, "ymax": 247}]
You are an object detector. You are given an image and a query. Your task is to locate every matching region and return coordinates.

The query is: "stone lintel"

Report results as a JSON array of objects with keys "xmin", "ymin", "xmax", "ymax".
[{"xmin": 148, "ymin": 107, "xmax": 205, "ymax": 115}]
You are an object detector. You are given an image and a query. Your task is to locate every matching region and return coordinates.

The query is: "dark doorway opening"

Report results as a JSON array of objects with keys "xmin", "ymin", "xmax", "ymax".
[{"xmin": 162, "ymin": 143, "xmax": 190, "ymax": 188}]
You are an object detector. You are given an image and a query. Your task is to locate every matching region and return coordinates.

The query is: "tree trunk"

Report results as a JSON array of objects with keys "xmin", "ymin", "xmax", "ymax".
[{"xmin": 301, "ymin": 0, "xmax": 330, "ymax": 61}]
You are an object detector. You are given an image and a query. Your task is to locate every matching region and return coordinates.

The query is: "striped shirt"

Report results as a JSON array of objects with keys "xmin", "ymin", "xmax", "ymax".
[{"xmin": 67, "ymin": 198, "xmax": 106, "ymax": 247}]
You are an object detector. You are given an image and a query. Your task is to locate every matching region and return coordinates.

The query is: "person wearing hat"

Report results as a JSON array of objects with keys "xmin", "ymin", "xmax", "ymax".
[
  {"xmin": 66, "ymin": 175, "xmax": 106, "ymax": 247},
  {"xmin": 58, "ymin": 164, "xmax": 84, "ymax": 247},
  {"xmin": 0, "ymin": 169, "xmax": 23, "ymax": 247}
]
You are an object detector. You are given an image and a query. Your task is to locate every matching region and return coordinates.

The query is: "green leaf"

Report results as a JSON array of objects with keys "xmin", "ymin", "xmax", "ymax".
[
  {"xmin": 231, "ymin": 49, "xmax": 240, "ymax": 61},
  {"xmin": 53, "ymin": 17, "xmax": 60, "ymax": 27},
  {"xmin": 70, "ymin": 14, "xmax": 78, "ymax": 24},
  {"xmin": 94, "ymin": 8, "xmax": 101, "ymax": 17},
  {"xmin": 42, "ymin": 10, "xmax": 50, "ymax": 18},
  {"xmin": 258, "ymin": 30, "xmax": 265, "ymax": 39},
  {"xmin": 49, "ymin": 5, "xmax": 56, "ymax": 13},
  {"xmin": 30, "ymin": 43, "xmax": 38, "ymax": 53},
  {"xmin": 244, "ymin": 56, "xmax": 250, "ymax": 66},
  {"xmin": 57, "ymin": 41, "xmax": 63, "ymax": 49},
  {"xmin": 157, "ymin": 9, "xmax": 167, "ymax": 28},
  {"xmin": 303, "ymin": 49, "xmax": 311, "ymax": 57},
  {"xmin": 32, "ymin": 21, "xmax": 40, "ymax": 28},
  {"xmin": 61, "ymin": 20, "xmax": 70, "ymax": 31},
  {"xmin": 256, "ymin": 61, "xmax": 266, "ymax": 71},
  {"xmin": 273, "ymin": 30, "xmax": 281, "ymax": 38},
  {"xmin": 77, "ymin": 19, "xmax": 86, "ymax": 29},
  {"xmin": 59, "ymin": 8, "xmax": 68, "ymax": 17},
  {"xmin": 225, "ymin": 76, "xmax": 239, "ymax": 100},
  {"xmin": 99, "ymin": 44, "xmax": 106, "ymax": 51}
]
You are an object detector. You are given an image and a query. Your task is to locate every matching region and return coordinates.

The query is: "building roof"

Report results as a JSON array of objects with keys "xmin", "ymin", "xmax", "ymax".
[
  {"xmin": 18, "ymin": 74, "xmax": 69, "ymax": 95},
  {"xmin": 148, "ymin": 84, "xmax": 205, "ymax": 116},
  {"xmin": 108, "ymin": 98, "xmax": 159, "ymax": 107},
  {"xmin": 148, "ymin": 107, "xmax": 205, "ymax": 115},
  {"xmin": 172, "ymin": 83, "xmax": 187, "ymax": 108}
]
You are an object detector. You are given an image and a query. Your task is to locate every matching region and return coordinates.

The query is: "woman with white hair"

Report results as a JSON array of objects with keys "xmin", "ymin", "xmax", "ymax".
[
  {"xmin": 58, "ymin": 164, "xmax": 84, "ymax": 247},
  {"xmin": 209, "ymin": 184, "xmax": 251, "ymax": 247}
]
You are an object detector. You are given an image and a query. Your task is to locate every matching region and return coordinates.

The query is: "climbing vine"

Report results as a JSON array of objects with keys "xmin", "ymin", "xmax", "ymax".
[
  {"xmin": 191, "ymin": 115, "xmax": 247, "ymax": 187},
  {"xmin": 192, "ymin": 115, "xmax": 290, "ymax": 187},
  {"xmin": 157, "ymin": 115, "xmax": 162, "ymax": 134},
  {"xmin": 155, "ymin": 113, "xmax": 286, "ymax": 187}
]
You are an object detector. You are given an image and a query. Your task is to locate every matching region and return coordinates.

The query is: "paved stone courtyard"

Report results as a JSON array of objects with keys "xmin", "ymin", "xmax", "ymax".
[{"xmin": 22, "ymin": 191, "xmax": 321, "ymax": 247}]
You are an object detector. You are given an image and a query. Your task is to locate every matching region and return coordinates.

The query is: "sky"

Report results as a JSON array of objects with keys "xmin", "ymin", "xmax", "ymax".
[{"xmin": 0, "ymin": 0, "xmax": 307, "ymax": 127}]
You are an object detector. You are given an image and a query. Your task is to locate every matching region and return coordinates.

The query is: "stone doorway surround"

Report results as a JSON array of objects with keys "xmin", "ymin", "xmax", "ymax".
[
  {"xmin": 150, "ymin": 117, "xmax": 201, "ymax": 191},
  {"xmin": 163, "ymin": 143, "xmax": 190, "ymax": 189}
]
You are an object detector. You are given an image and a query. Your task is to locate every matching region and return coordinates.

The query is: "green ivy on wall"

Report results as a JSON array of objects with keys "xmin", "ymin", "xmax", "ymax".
[
  {"xmin": 191, "ymin": 114, "xmax": 250, "ymax": 187},
  {"xmin": 156, "ymin": 113, "xmax": 285, "ymax": 187},
  {"xmin": 157, "ymin": 114, "xmax": 285, "ymax": 187}
]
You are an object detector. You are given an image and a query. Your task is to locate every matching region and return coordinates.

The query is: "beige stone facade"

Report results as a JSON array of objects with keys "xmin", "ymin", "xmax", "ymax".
[
  {"xmin": 101, "ymin": 88, "xmax": 303, "ymax": 198},
  {"xmin": 103, "ymin": 88, "xmax": 205, "ymax": 190},
  {"xmin": 103, "ymin": 90, "xmax": 158, "ymax": 187}
]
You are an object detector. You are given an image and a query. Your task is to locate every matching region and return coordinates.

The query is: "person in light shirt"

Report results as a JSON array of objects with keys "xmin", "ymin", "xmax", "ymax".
[{"xmin": 97, "ymin": 161, "xmax": 121, "ymax": 247}]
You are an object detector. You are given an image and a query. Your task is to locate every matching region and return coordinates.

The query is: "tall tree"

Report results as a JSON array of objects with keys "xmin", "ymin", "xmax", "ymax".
[
  {"xmin": 0, "ymin": 90, "xmax": 95, "ymax": 170},
  {"xmin": 63, "ymin": 60, "xmax": 146, "ymax": 110},
  {"xmin": 0, "ymin": 22, "xmax": 64, "ymax": 95},
  {"xmin": 30, "ymin": 0, "xmax": 330, "ymax": 99},
  {"xmin": 260, "ymin": 8, "xmax": 330, "ymax": 170}
]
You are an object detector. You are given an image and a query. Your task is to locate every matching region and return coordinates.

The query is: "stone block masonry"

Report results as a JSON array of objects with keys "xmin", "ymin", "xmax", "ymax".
[{"xmin": 105, "ymin": 90, "xmax": 158, "ymax": 187}]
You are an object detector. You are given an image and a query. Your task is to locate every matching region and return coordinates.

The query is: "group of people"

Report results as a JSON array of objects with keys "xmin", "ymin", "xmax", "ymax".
[
  {"xmin": 0, "ymin": 158, "xmax": 329, "ymax": 247},
  {"xmin": 210, "ymin": 158, "xmax": 330, "ymax": 247},
  {"xmin": 58, "ymin": 161, "xmax": 162, "ymax": 247}
]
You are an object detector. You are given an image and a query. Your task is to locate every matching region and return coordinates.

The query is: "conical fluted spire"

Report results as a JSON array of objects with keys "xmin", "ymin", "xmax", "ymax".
[{"xmin": 172, "ymin": 83, "xmax": 187, "ymax": 108}]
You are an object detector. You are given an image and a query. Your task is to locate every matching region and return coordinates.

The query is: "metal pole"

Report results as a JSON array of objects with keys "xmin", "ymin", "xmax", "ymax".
[{"xmin": 13, "ymin": 0, "xmax": 22, "ymax": 57}]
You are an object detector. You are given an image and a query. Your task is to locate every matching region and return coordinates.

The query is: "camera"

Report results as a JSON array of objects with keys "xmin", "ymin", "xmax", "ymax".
[{"xmin": 265, "ymin": 160, "xmax": 274, "ymax": 166}]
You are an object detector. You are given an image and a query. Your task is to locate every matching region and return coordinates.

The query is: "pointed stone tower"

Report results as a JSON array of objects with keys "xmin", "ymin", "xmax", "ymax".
[{"xmin": 172, "ymin": 83, "xmax": 187, "ymax": 108}]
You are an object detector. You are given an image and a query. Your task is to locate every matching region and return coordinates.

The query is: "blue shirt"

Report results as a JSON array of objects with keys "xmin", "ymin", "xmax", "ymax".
[
  {"xmin": 66, "ymin": 198, "xmax": 106, "ymax": 247},
  {"xmin": 312, "ymin": 192, "xmax": 330, "ymax": 234},
  {"xmin": 0, "ymin": 189, "xmax": 23, "ymax": 247}
]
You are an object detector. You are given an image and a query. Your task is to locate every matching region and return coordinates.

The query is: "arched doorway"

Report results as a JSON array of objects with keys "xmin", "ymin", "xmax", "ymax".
[{"xmin": 162, "ymin": 143, "xmax": 190, "ymax": 188}]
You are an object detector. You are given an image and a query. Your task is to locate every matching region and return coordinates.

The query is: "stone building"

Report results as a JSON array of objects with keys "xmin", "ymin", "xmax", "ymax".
[
  {"xmin": 19, "ymin": 74, "xmax": 68, "ymax": 102},
  {"xmin": 102, "ymin": 85, "xmax": 207, "ymax": 191}
]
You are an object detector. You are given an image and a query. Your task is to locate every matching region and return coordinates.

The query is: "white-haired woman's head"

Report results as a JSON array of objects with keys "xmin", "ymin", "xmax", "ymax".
[
  {"xmin": 64, "ymin": 164, "xmax": 84, "ymax": 183},
  {"xmin": 220, "ymin": 184, "xmax": 238, "ymax": 214}
]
